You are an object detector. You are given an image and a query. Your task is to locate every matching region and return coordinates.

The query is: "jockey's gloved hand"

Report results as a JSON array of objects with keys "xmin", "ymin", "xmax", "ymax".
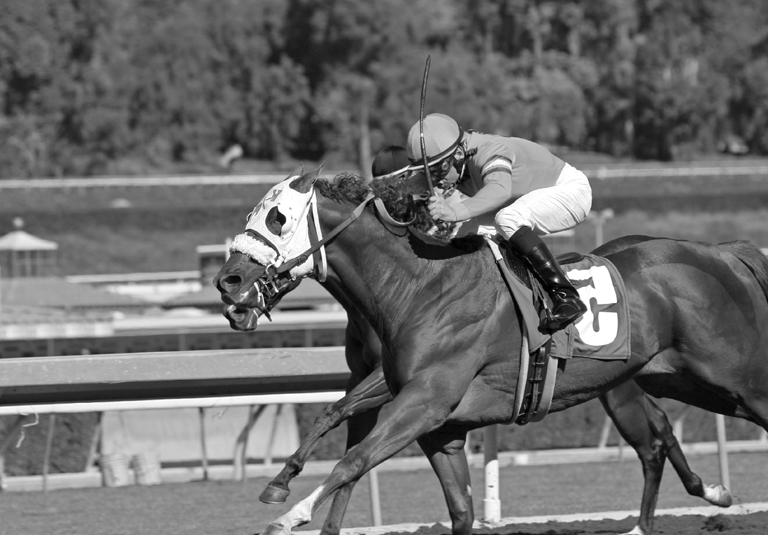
[{"xmin": 428, "ymin": 191, "xmax": 461, "ymax": 222}]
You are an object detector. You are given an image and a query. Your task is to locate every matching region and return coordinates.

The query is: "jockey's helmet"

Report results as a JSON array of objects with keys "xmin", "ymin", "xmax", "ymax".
[
  {"xmin": 406, "ymin": 113, "xmax": 463, "ymax": 168},
  {"xmin": 371, "ymin": 145, "xmax": 411, "ymax": 180}
]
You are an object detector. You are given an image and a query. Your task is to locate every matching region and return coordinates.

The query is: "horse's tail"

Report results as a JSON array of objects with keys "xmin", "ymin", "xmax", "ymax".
[{"xmin": 720, "ymin": 240, "xmax": 768, "ymax": 302}]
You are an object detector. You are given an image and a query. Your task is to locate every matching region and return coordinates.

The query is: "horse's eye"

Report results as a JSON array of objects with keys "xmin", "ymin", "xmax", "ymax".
[{"xmin": 266, "ymin": 207, "xmax": 287, "ymax": 236}]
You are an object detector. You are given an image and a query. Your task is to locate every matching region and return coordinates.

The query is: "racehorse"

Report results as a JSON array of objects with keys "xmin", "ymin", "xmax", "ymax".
[
  {"xmin": 214, "ymin": 167, "xmax": 768, "ymax": 535},
  {"xmin": 220, "ymin": 284, "xmax": 731, "ymax": 535}
]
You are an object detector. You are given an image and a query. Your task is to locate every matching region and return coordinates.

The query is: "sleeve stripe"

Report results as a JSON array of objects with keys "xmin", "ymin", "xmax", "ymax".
[
  {"xmin": 481, "ymin": 157, "xmax": 513, "ymax": 179},
  {"xmin": 481, "ymin": 166, "xmax": 513, "ymax": 179}
]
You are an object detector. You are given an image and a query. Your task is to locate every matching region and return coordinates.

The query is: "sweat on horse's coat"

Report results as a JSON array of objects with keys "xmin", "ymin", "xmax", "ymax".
[{"xmin": 215, "ymin": 168, "xmax": 764, "ymax": 535}]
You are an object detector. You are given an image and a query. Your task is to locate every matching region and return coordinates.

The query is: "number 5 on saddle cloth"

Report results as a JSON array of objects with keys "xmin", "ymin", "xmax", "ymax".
[{"xmin": 485, "ymin": 237, "xmax": 631, "ymax": 425}]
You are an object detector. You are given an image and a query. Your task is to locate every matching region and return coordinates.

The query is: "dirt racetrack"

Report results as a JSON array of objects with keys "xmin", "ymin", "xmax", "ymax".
[
  {"xmin": 4, "ymin": 452, "xmax": 768, "ymax": 535},
  {"xmin": 380, "ymin": 512, "xmax": 768, "ymax": 535}
]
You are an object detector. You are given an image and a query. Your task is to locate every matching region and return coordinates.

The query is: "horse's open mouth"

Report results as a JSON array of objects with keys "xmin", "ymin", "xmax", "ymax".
[{"xmin": 223, "ymin": 304, "xmax": 261, "ymax": 331}]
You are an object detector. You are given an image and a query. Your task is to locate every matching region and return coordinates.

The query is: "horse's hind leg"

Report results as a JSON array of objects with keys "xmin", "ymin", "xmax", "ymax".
[
  {"xmin": 601, "ymin": 382, "xmax": 731, "ymax": 535},
  {"xmin": 260, "ymin": 367, "xmax": 391, "ymax": 504},
  {"xmin": 417, "ymin": 428, "xmax": 473, "ymax": 535},
  {"xmin": 658, "ymin": 405, "xmax": 731, "ymax": 507},
  {"xmin": 601, "ymin": 384, "xmax": 664, "ymax": 535},
  {"xmin": 318, "ymin": 407, "xmax": 383, "ymax": 535}
]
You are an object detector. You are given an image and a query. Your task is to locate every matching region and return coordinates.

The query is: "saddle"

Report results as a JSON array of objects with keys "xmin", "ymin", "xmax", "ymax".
[{"xmin": 484, "ymin": 238, "xmax": 630, "ymax": 425}]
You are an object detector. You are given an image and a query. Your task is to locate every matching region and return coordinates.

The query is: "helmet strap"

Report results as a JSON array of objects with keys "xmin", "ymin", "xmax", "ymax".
[{"xmin": 452, "ymin": 142, "xmax": 474, "ymax": 185}]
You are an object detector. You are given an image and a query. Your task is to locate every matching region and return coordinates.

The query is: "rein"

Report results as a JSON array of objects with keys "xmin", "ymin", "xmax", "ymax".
[
  {"xmin": 268, "ymin": 192, "xmax": 421, "ymax": 280},
  {"xmin": 270, "ymin": 192, "xmax": 376, "ymax": 278},
  {"xmin": 242, "ymin": 186, "xmax": 428, "ymax": 319}
]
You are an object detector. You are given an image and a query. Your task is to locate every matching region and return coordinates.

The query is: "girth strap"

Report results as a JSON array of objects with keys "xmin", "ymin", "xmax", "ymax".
[
  {"xmin": 484, "ymin": 237, "xmax": 560, "ymax": 425},
  {"xmin": 515, "ymin": 339, "xmax": 560, "ymax": 425}
]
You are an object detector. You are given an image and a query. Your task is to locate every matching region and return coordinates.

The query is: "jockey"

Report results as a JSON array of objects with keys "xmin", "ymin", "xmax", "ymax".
[
  {"xmin": 371, "ymin": 145, "xmax": 411, "ymax": 180},
  {"xmin": 407, "ymin": 113, "xmax": 592, "ymax": 331}
]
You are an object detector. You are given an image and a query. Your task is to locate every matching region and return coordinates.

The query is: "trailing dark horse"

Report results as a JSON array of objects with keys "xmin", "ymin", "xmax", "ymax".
[{"xmin": 214, "ymin": 168, "xmax": 768, "ymax": 535}]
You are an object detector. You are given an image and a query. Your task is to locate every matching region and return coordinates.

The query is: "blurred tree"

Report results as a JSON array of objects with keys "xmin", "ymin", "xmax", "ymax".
[
  {"xmin": 738, "ymin": 55, "xmax": 768, "ymax": 154},
  {"xmin": 281, "ymin": 0, "xmax": 446, "ymax": 166},
  {"xmin": 112, "ymin": 0, "xmax": 310, "ymax": 168},
  {"xmin": 727, "ymin": 2, "xmax": 768, "ymax": 154},
  {"xmin": 630, "ymin": 0, "xmax": 760, "ymax": 160},
  {"xmin": 1, "ymin": 0, "xmax": 767, "ymax": 177},
  {"xmin": 580, "ymin": 0, "xmax": 639, "ymax": 156},
  {"xmin": 0, "ymin": 0, "xmax": 120, "ymax": 176}
]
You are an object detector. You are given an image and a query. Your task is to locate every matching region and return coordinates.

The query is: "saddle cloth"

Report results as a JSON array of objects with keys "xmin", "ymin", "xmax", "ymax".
[
  {"xmin": 487, "ymin": 242, "xmax": 631, "ymax": 424},
  {"xmin": 488, "ymin": 241, "xmax": 631, "ymax": 361},
  {"xmin": 551, "ymin": 254, "xmax": 631, "ymax": 361}
]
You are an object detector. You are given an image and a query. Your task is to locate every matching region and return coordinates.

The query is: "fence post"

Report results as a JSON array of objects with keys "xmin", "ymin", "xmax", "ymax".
[
  {"xmin": 482, "ymin": 425, "xmax": 501, "ymax": 525},
  {"xmin": 199, "ymin": 408, "xmax": 209, "ymax": 481},
  {"xmin": 42, "ymin": 414, "xmax": 56, "ymax": 493},
  {"xmin": 368, "ymin": 468, "xmax": 382, "ymax": 526},
  {"xmin": 598, "ymin": 415, "xmax": 613, "ymax": 449},
  {"xmin": 715, "ymin": 414, "xmax": 731, "ymax": 490}
]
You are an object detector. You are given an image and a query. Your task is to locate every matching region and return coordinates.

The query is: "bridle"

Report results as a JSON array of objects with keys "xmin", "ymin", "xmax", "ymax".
[{"xmin": 237, "ymin": 189, "xmax": 420, "ymax": 320}]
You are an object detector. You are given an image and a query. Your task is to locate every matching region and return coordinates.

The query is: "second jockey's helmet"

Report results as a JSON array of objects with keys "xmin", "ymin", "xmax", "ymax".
[
  {"xmin": 406, "ymin": 113, "xmax": 463, "ymax": 166},
  {"xmin": 371, "ymin": 146, "xmax": 411, "ymax": 180}
]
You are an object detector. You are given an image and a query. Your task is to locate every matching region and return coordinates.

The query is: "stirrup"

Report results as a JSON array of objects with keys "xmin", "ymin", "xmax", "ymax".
[
  {"xmin": 541, "ymin": 300, "xmax": 585, "ymax": 332},
  {"xmin": 542, "ymin": 313, "xmax": 582, "ymax": 332}
]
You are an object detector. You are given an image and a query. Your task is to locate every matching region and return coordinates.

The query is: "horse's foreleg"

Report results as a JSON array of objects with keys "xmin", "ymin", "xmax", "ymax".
[
  {"xmin": 417, "ymin": 429, "xmax": 473, "ymax": 535},
  {"xmin": 260, "ymin": 367, "xmax": 391, "ymax": 504},
  {"xmin": 319, "ymin": 407, "xmax": 384, "ymax": 535},
  {"xmin": 261, "ymin": 379, "xmax": 456, "ymax": 535}
]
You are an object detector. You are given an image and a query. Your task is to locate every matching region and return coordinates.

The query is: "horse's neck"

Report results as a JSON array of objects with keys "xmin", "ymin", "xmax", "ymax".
[
  {"xmin": 317, "ymin": 199, "xmax": 429, "ymax": 332},
  {"xmin": 316, "ymin": 197, "xmax": 493, "ymax": 338}
]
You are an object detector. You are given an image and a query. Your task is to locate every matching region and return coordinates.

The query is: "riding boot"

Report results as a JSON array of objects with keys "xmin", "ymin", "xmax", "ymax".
[{"xmin": 508, "ymin": 226, "xmax": 587, "ymax": 332}]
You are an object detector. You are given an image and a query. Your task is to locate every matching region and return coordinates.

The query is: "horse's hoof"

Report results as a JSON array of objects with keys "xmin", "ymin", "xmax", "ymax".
[
  {"xmin": 259, "ymin": 484, "xmax": 290, "ymax": 504},
  {"xmin": 704, "ymin": 484, "xmax": 733, "ymax": 507},
  {"xmin": 259, "ymin": 523, "xmax": 290, "ymax": 535}
]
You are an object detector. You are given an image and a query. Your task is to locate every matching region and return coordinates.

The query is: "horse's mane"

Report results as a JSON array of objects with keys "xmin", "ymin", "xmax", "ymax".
[{"xmin": 315, "ymin": 172, "xmax": 483, "ymax": 250}]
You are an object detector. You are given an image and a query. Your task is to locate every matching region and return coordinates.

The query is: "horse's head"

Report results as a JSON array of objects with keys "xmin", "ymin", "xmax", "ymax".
[
  {"xmin": 214, "ymin": 166, "xmax": 474, "ymax": 330},
  {"xmin": 213, "ymin": 165, "xmax": 323, "ymax": 330}
]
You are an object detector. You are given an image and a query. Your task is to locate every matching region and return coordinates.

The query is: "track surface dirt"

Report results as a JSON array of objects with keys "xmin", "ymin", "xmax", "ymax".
[
  {"xmin": 3, "ymin": 452, "xmax": 768, "ymax": 535},
  {"xmin": 382, "ymin": 512, "xmax": 768, "ymax": 535}
]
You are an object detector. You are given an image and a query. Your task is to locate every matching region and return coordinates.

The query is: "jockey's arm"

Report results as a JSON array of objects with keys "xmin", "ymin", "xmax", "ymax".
[{"xmin": 452, "ymin": 169, "xmax": 517, "ymax": 221}]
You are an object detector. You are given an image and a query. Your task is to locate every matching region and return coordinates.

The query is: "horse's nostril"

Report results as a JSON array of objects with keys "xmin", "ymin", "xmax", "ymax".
[{"xmin": 220, "ymin": 274, "xmax": 243, "ymax": 291}]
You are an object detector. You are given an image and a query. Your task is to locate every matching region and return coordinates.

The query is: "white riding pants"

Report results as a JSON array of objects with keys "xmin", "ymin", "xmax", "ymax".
[{"xmin": 494, "ymin": 163, "xmax": 592, "ymax": 239}]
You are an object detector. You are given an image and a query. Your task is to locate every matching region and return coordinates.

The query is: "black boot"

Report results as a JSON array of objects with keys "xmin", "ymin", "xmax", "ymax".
[{"xmin": 508, "ymin": 226, "xmax": 587, "ymax": 332}]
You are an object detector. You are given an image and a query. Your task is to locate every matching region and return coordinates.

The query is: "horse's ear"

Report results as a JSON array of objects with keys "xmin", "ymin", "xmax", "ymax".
[
  {"xmin": 289, "ymin": 162, "xmax": 305, "ymax": 179},
  {"xmin": 290, "ymin": 163, "xmax": 323, "ymax": 193}
]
